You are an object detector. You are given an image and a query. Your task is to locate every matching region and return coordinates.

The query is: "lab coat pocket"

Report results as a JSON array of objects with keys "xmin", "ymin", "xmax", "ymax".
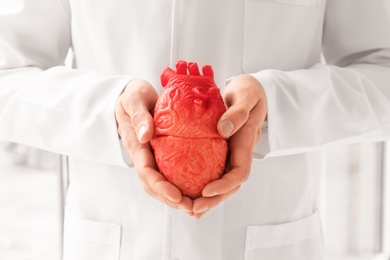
[
  {"xmin": 63, "ymin": 210, "xmax": 122, "ymax": 260},
  {"xmin": 244, "ymin": 211, "xmax": 324, "ymax": 260},
  {"xmin": 243, "ymin": 0, "xmax": 321, "ymax": 72}
]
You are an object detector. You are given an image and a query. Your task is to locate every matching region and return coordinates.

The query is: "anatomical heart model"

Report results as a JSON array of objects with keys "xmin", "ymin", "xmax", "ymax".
[{"xmin": 150, "ymin": 60, "xmax": 228, "ymax": 199}]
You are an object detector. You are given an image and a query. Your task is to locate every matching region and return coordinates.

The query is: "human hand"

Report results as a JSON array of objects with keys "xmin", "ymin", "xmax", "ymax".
[
  {"xmin": 192, "ymin": 74, "xmax": 268, "ymax": 219},
  {"xmin": 115, "ymin": 79, "xmax": 193, "ymax": 214}
]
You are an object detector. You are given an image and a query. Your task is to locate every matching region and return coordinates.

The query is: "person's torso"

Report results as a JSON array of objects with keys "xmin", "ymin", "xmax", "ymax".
[
  {"xmin": 69, "ymin": 0, "xmax": 325, "ymax": 90},
  {"xmin": 64, "ymin": 1, "xmax": 326, "ymax": 259}
]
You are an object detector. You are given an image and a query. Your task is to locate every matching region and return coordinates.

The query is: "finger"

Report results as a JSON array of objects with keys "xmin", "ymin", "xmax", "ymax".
[
  {"xmin": 124, "ymin": 128, "xmax": 182, "ymax": 204},
  {"xmin": 154, "ymin": 180, "xmax": 183, "ymax": 203},
  {"xmin": 202, "ymin": 168, "xmax": 247, "ymax": 197},
  {"xmin": 192, "ymin": 186, "xmax": 240, "ymax": 214},
  {"xmin": 140, "ymin": 173, "xmax": 193, "ymax": 213},
  {"xmin": 134, "ymin": 148, "xmax": 183, "ymax": 203},
  {"xmin": 202, "ymin": 127, "xmax": 255, "ymax": 197},
  {"xmin": 116, "ymin": 111, "xmax": 136, "ymax": 143},
  {"xmin": 138, "ymin": 168, "xmax": 182, "ymax": 203},
  {"xmin": 202, "ymin": 146, "xmax": 252, "ymax": 196},
  {"xmin": 192, "ymin": 211, "xmax": 207, "ymax": 219},
  {"xmin": 165, "ymin": 195, "xmax": 193, "ymax": 213},
  {"xmin": 159, "ymin": 192, "xmax": 193, "ymax": 212},
  {"xmin": 115, "ymin": 94, "xmax": 134, "ymax": 139}
]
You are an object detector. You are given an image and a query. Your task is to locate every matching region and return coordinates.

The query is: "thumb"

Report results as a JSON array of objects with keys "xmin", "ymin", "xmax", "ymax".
[
  {"xmin": 217, "ymin": 74, "xmax": 267, "ymax": 138},
  {"xmin": 217, "ymin": 105, "xmax": 249, "ymax": 138},
  {"xmin": 130, "ymin": 109, "xmax": 155, "ymax": 143},
  {"xmin": 120, "ymin": 79, "xmax": 158, "ymax": 143}
]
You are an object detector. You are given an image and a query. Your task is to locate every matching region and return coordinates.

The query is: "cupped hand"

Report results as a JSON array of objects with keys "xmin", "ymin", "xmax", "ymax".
[
  {"xmin": 192, "ymin": 74, "xmax": 268, "ymax": 219},
  {"xmin": 115, "ymin": 79, "xmax": 193, "ymax": 215}
]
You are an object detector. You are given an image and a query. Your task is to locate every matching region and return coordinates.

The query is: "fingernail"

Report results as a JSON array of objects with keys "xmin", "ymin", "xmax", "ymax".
[
  {"xmin": 137, "ymin": 125, "xmax": 146, "ymax": 141},
  {"xmin": 167, "ymin": 194, "xmax": 181, "ymax": 203},
  {"xmin": 221, "ymin": 119, "xmax": 234, "ymax": 137},
  {"xmin": 203, "ymin": 191, "xmax": 217, "ymax": 197},
  {"xmin": 194, "ymin": 206, "xmax": 208, "ymax": 214}
]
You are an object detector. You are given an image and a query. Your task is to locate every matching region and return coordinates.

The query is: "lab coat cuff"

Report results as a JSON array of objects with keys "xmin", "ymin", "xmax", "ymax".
[{"xmin": 248, "ymin": 70, "xmax": 278, "ymax": 160}]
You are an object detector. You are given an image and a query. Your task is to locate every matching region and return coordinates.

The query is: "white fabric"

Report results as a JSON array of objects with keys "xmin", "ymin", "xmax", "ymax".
[{"xmin": 0, "ymin": 0, "xmax": 389, "ymax": 259}]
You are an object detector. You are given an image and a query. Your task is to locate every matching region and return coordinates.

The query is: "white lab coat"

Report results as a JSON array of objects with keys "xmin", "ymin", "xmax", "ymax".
[{"xmin": 0, "ymin": 0, "xmax": 389, "ymax": 259}]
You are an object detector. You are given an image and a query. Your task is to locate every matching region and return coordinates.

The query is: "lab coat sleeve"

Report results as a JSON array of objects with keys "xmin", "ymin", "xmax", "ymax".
[
  {"xmin": 0, "ymin": 0, "xmax": 133, "ymax": 167},
  {"xmin": 252, "ymin": 0, "xmax": 390, "ymax": 159}
]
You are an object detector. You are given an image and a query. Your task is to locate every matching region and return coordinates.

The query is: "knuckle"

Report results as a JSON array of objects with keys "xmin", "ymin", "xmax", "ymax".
[
  {"xmin": 234, "ymin": 106, "xmax": 249, "ymax": 123},
  {"xmin": 137, "ymin": 168, "xmax": 148, "ymax": 182},
  {"xmin": 223, "ymin": 92, "xmax": 234, "ymax": 107},
  {"xmin": 130, "ymin": 111, "xmax": 145, "ymax": 125},
  {"xmin": 142, "ymin": 183, "xmax": 154, "ymax": 197},
  {"xmin": 234, "ymin": 106, "xmax": 249, "ymax": 120},
  {"xmin": 237, "ymin": 167, "xmax": 250, "ymax": 183},
  {"xmin": 231, "ymin": 185, "xmax": 241, "ymax": 195},
  {"xmin": 237, "ymin": 170, "xmax": 249, "ymax": 186},
  {"xmin": 236, "ymin": 106, "xmax": 249, "ymax": 117},
  {"xmin": 241, "ymin": 173, "xmax": 250, "ymax": 183},
  {"xmin": 121, "ymin": 131, "xmax": 137, "ymax": 151}
]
